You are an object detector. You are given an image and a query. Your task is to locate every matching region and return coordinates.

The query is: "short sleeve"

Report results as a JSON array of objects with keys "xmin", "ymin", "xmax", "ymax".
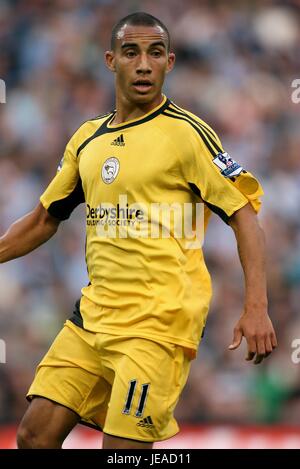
[
  {"xmin": 40, "ymin": 130, "xmax": 85, "ymax": 220},
  {"xmin": 184, "ymin": 121, "xmax": 263, "ymax": 223}
]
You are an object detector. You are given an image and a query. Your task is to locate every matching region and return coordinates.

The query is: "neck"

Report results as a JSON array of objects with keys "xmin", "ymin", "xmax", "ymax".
[{"xmin": 112, "ymin": 91, "xmax": 164, "ymax": 125}]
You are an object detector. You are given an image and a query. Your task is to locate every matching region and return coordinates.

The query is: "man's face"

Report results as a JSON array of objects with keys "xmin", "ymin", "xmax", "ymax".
[{"xmin": 105, "ymin": 24, "xmax": 175, "ymax": 105}]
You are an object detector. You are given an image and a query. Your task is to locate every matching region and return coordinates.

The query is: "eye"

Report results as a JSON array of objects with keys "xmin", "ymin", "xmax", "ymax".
[
  {"xmin": 151, "ymin": 50, "xmax": 162, "ymax": 57},
  {"xmin": 125, "ymin": 50, "xmax": 136, "ymax": 58}
]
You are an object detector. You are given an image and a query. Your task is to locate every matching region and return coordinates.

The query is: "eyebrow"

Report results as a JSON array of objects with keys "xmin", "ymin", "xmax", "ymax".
[{"xmin": 121, "ymin": 41, "xmax": 167, "ymax": 50}]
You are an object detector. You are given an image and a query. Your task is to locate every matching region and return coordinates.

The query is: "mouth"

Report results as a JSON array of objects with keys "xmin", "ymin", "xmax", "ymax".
[{"xmin": 132, "ymin": 80, "xmax": 153, "ymax": 93}]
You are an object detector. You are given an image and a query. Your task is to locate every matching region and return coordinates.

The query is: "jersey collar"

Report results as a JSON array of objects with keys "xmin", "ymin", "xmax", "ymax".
[{"xmin": 106, "ymin": 95, "xmax": 170, "ymax": 131}]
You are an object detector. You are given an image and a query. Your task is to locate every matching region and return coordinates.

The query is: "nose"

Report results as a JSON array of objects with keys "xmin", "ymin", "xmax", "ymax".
[{"xmin": 136, "ymin": 52, "xmax": 151, "ymax": 74}]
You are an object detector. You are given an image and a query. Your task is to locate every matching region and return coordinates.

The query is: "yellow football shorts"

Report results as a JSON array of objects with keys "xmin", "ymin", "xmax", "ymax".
[{"xmin": 27, "ymin": 320, "xmax": 191, "ymax": 442}]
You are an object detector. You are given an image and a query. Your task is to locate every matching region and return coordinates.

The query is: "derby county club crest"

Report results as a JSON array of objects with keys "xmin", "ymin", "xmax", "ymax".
[{"xmin": 101, "ymin": 157, "xmax": 120, "ymax": 184}]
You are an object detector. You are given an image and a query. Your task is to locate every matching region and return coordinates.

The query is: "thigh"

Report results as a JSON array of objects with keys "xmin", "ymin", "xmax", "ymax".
[
  {"xmin": 101, "ymin": 337, "xmax": 191, "ymax": 443},
  {"xmin": 18, "ymin": 397, "xmax": 79, "ymax": 448},
  {"xmin": 27, "ymin": 322, "xmax": 111, "ymax": 430}
]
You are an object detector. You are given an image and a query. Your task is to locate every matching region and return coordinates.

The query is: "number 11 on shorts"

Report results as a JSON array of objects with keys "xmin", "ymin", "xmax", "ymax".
[{"xmin": 122, "ymin": 380, "xmax": 150, "ymax": 417}]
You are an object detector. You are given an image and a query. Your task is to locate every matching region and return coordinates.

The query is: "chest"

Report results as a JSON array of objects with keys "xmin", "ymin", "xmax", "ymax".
[{"xmin": 78, "ymin": 126, "xmax": 184, "ymax": 203}]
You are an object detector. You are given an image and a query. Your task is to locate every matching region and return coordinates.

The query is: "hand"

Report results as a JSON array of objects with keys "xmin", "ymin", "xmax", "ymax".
[{"xmin": 228, "ymin": 310, "xmax": 277, "ymax": 364}]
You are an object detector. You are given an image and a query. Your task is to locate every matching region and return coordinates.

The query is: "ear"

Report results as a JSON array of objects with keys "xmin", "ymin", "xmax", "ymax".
[
  {"xmin": 166, "ymin": 52, "xmax": 176, "ymax": 74},
  {"xmin": 105, "ymin": 50, "xmax": 116, "ymax": 72}
]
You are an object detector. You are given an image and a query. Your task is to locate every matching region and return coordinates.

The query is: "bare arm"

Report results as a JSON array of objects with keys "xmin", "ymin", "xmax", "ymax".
[
  {"xmin": 0, "ymin": 202, "xmax": 60, "ymax": 263},
  {"xmin": 228, "ymin": 203, "xmax": 277, "ymax": 364}
]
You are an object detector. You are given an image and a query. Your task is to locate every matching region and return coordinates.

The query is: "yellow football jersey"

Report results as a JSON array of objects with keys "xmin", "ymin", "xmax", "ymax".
[{"xmin": 40, "ymin": 96, "xmax": 263, "ymax": 351}]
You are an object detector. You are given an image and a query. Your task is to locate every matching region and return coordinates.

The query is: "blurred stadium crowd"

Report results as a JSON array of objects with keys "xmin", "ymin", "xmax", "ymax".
[{"xmin": 0, "ymin": 0, "xmax": 300, "ymax": 430}]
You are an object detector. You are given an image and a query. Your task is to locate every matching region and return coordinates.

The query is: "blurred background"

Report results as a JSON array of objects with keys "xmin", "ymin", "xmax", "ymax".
[{"xmin": 0, "ymin": 0, "xmax": 300, "ymax": 449}]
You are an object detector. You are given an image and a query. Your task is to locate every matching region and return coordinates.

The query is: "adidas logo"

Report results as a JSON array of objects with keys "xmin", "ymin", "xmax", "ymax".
[
  {"xmin": 111, "ymin": 134, "xmax": 125, "ymax": 146},
  {"xmin": 136, "ymin": 416, "xmax": 154, "ymax": 428}
]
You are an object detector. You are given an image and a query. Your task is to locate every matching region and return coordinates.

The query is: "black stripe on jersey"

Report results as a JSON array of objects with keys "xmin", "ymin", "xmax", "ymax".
[
  {"xmin": 70, "ymin": 112, "xmax": 115, "ymax": 154},
  {"xmin": 47, "ymin": 177, "xmax": 85, "ymax": 220},
  {"xmin": 162, "ymin": 110, "xmax": 218, "ymax": 157},
  {"xmin": 76, "ymin": 113, "xmax": 115, "ymax": 157},
  {"xmin": 164, "ymin": 106, "xmax": 222, "ymax": 155},
  {"xmin": 169, "ymin": 102, "xmax": 221, "ymax": 146},
  {"xmin": 189, "ymin": 182, "xmax": 230, "ymax": 224},
  {"xmin": 76, "ymin": 99, "xmax": 171, "ymax": 157}
]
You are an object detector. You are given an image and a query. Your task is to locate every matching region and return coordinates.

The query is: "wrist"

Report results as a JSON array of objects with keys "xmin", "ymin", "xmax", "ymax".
[
  {"xmin": 244, "ymin": 300, "xmax": 268, "ymax": 315},
  {"xmin": 245, "ymin": 290, "xmax": 268, "ymax": 307}
]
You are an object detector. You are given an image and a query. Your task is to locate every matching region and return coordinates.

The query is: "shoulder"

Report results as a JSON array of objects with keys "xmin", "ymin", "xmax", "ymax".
[
  {"xmin": 73, "ymin": 111, "xmax": 114, "ymax": 143},
  {"xmin": 163, "ymin": 101, "xmax": 220, "ymax": 141},
  {"xmin": 162, "ymin": 100, "xmax": 223, "ymax": 156},
  {"xmin": 68, "ymin": 111, "xmax": 115, "ymax": 152}
]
